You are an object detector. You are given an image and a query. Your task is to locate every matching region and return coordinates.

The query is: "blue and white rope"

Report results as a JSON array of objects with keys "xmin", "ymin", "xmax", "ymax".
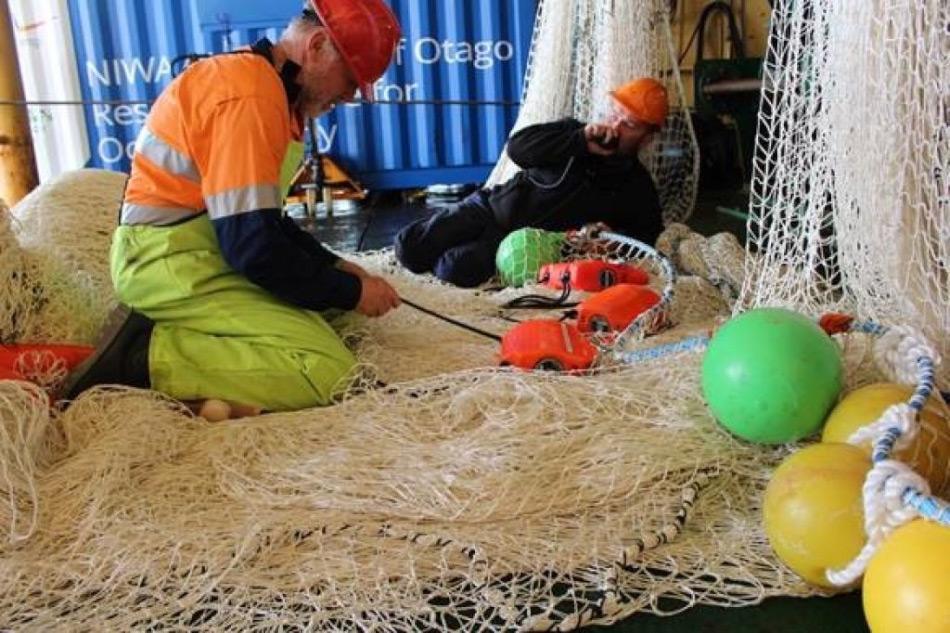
[
  {"xmin": 604, "ymin": 311, "xmax": 947, "ymax": 584},
  {"xmin": 618, "ymin": 334, "xmax": 710, "ymax": 364},
  {"xmin": 902, "ymin": 488, "xmax": 950, "ymax": 524},
  {"xmin": 827, "ymin": 324, "xmax": 948, "ymax": 586},
  {"xmin": 590, "ymin": 303, "xmax": 946, "ymax": 585},
  {"xmin": 598, "ymin": 231, "xmax": 677, "ymax": 355},
  {"xmin": 848, "ymin": 320, "xmax": 888, "ymax": 337}
]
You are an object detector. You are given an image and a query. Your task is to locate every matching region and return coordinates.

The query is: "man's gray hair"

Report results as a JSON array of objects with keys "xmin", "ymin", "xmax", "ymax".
[{"xmin": 281, "ymin": 15, "xmax": 321, "ymax": 42}]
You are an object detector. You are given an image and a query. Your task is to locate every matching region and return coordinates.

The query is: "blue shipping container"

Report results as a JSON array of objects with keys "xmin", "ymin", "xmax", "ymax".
[{"xmin": 66, "ymin": 0, "xmax": 536, "ymax": 189}]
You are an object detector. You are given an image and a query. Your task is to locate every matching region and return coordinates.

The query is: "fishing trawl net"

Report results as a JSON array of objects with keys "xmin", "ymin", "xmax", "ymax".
[
  {"xmin": 0, "ymin": 170, "xmax": 822, "ymax": 631},
  {"xmin": 4, "ymin": 0, "xmax": 947, "ymax": 619}
]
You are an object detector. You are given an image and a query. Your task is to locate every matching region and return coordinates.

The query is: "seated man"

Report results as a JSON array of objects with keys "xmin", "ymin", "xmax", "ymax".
[
  {"xmin": 394, "ymin": 77, "xmax": 668, "ymax": 288},
  {"xmin": 61, "ymin": 0, "xmax": 403, "ymax": 413}
]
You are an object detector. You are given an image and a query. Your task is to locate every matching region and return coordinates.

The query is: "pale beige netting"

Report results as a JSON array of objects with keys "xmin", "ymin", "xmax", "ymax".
[
  {"xmin": 1, "ymin": 369, "xmax": 810, "ymax": 631},
  {"xmin": 741, "ymin": 0, "xmax": 949, "ymax": 388},
  {"xmin": 485, "ymin": 0, "xmax": 699, "ymax": 225},
  {"xmin": 0, "ymin": 169, "xmax": 852, "ymax": 630},
  {"xmin": 0, "ymin": 169, "xmax": 122, "ymax": 345},
  {"xmin": 3, "ymin": 0, "xmax": 946, "ymax": 624}
]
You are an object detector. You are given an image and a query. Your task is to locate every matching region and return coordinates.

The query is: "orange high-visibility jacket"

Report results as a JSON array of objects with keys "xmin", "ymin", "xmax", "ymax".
[{"xmin": 120, "ymin": 39, "xmax": 362, "ymax": 311}]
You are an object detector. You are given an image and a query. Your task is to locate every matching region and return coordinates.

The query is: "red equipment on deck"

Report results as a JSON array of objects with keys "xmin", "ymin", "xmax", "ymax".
[
  {"xmin": 576, "ymin": 284, "xmax": 661, "ymax": 333},
  {"xmin": 499, "ymin": 285, "xmax": 662, "ymax": 371},
  {"xmin": 499, "ymin": 320, "xmax": 598, "ymax": 371},
  {"xmin": 0, "ymin": 367, "xmax": 25, "ymax": 381},
  {"xmin": 538, "ymin": 260, "xmax": 649, "ymax": 292},
  {"xmin": 0, "ymin": 344, "xmax": 94, "ymax": 382}
]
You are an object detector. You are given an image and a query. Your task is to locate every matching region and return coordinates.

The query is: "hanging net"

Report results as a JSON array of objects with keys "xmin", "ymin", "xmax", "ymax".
[
  {"xmin": 740, "ymin": 0, "xmax": 949, "ymax": 389},
  {"xmin": 485, "ymin": 0, "xmax": 700, "ymax": 225}
]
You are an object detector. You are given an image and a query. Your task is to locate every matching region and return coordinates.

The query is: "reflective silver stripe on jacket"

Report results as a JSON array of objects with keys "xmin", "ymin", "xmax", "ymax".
[
  {"xmin": 120, "ymin": 203, "xmax": 197, "ymax": 226},
  {"xmin": 134, "ymin": 127, "xmax": 200, "ymax": 182},
  {"xmin": 205, "ymin": 185, "xmax": 282, "ymax": 220}
]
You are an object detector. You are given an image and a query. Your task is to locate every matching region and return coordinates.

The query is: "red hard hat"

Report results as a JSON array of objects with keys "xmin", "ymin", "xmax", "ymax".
[{"xmin": 309, "ymin": 0, "xmax": 401, "ymax": 102}]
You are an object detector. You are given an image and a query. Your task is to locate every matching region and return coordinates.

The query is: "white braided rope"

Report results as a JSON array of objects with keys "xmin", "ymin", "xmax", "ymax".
[
  {"xmin": 846, "ymin": 403, "xmax": 918, "ymax": 454},
  {"xmin": 873, "ymin": 326, "xmax": 942, "ymax": 386},
  {"xmin": 598, "ymin": 231, "xmax": 677, "ymax": 354},
  {"xmin": 826, "ymin": 326, "xmax": 943, "ymax": 587},
  {"xmin": 826, "ymin": 461, "xmax": 929, "ymax": 586}
]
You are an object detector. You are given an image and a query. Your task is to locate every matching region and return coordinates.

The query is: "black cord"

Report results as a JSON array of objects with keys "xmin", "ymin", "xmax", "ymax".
[
  {"xmin": 695, "ymin": 1, "xmax": 747, "ymax": 65},
  {"xmin": 357, "ymin": 190, "xmax": 395, "ymax": 251},
  {"xmin": 170, "ymin": 53, "xmax": 211, "ymax": 78},
  {"xmin": 502, "ymin": 283, "xmax": 577, "ymax": 310},
  {"xmin": 0, "ymin": 98, "xmax": 523, "ymax": 108},
  {"xmin": 356, "ymin": 209, "xmax": 375, "ymax": 251},
  {"xmin": 678, "ymin": 21, "xmax": 704, "ymax": 66},
  {"xmin": 679, "ymin": 0, "xmax": 746, "ymax": 66},
  {"xmin": 306, "ymin": 119, "xmax": 326, "ymax": 221},
  {"xmin": 401, "ymin": 298, "xmax": 502, "ymax": 343}
]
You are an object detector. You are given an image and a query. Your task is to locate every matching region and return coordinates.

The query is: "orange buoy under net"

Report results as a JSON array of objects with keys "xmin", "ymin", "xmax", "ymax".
[{"xmin": 0, "ymin": 344, "xmax": 93, "ymax": 391}]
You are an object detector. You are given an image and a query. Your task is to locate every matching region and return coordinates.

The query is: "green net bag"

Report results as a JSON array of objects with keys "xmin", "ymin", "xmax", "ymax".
[{"xmin": 495, "ymin": 228, "xmax": 566, "ymax": 287}]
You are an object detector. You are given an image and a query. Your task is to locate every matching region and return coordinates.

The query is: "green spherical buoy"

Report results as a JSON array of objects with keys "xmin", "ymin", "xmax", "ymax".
[
  {"xmin": 701, "ymin": 307, "xmax": 843, "ymax": 444},
  {"xmin": 495, "ymin": 228, "xmax": 566, "ymax": 287}
]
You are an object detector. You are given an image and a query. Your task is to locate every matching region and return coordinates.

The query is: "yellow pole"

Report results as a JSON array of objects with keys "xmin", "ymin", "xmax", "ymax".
[{"xmin": 0, "ymin": 0, "xmax": 38, "ymax": 208}]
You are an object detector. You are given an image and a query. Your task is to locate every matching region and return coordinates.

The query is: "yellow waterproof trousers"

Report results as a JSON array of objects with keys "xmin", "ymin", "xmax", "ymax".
[{"xmin": 110, "ymin": 214, "xmax": 358, "ymax": 411}]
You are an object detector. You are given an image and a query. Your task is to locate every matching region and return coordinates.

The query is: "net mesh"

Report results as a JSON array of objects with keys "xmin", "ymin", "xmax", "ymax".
[
  {"xmin": 0, "ymin": 371, "xmax": 812, "ymax": 631},
  {"xmin": 485, "ymin": 0, "xmax": 700, "ymax": 225},
  {"xmin": 0, "ymin": 170, "xmax": 837, "ymax": 630},
  {"xmin": 741, "ymin": 0, "xmax": 949, "ymax": 388},
  {"xmin": 0, "ymin": 169, "xmax": 122, "ymax": 346},
  {"xmin": 495, "ymin": 228, "xmax": 566, "ymax": 288},
  {"xmin": 1, "ymin": 0, "xmax": 947, "ymax": 626}
]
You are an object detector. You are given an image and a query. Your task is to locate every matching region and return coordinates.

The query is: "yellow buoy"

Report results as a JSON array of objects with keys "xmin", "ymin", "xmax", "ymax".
[
  {"xmin": 822, "ymin": 383, "xmax": 950, "ymax": 495},
  {"xmin": 763, "ymin": 443, "xmax": 870, "ymax": 588},
  {"xmin": 863, "ymin": 519, "xmax": 950, "ymax": 633}
]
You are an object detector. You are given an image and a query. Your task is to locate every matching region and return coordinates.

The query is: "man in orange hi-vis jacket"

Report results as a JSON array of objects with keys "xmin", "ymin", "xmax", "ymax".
[{"xmin": 62, "ymin": 0, "xmax": 402, "ymax": 413}]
